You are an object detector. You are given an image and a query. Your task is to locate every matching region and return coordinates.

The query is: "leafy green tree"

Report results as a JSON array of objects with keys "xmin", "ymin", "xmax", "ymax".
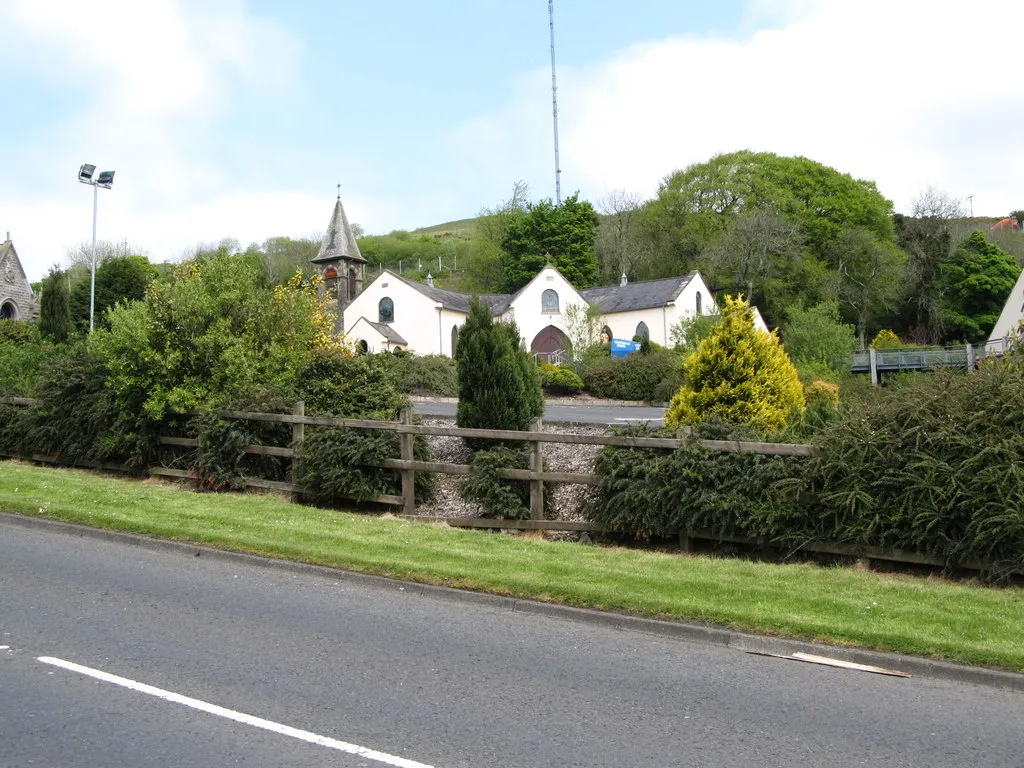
[
  {"xmin": 38, "ymin": 268, "xmax": 72, "ymax": 343},
  {"xmin": 1012, "ymin": 210, "xmax": 1024, "ymax": 228},
  {"xmin": 892, "ymin": 188, "xmax": 964, "ymax": 343},
  {"xmin": 938, "ymin": 231, "xmax": 1020, "ymax": 342},
  {"xmin": 829, "ymin": 227, "xmax": 905, "ymax": 348},
  {"xmin": 781, "ymin": 300, "xmax": 857, "ymax": 370},
  {"xmin": 657, "ymin": 150, "xmax": 897, "ymax": 257},
  {"xmin": 455, "ymin": 299, "xmax": 543, "ymax": 439},
  {"xmin": 500, "ymin": 192, "xmax": 600, "ymax": 292},
  {"xmin": 666, "ymin": 296, "xmax": 804, "ymax": 433},
  {"xmin": 70, "ymin": 255, "xmax": 158, "ymax": 331},
  {"xmin": 95, "ymin": 251, "xmax": 338, "ymax": 420},
  {"xmin": 670, "ymin": 312, "xmax": 723, "ymax": 356}
]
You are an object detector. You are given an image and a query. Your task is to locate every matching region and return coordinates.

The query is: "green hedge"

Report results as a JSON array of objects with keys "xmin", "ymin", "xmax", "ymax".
[
  {"xmin": 586, "ymin": 364, "xmax": 1024, "ymax": 578},
  {"xmin": 581, "ymin": 351, "xmax": 681, "ymax": 402}
]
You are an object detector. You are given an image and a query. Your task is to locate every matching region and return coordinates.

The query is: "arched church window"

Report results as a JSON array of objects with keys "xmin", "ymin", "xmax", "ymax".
[
  {"xmin": 635, "ymin": 321, "xmax": 650, "ymax": 340},
  {"xmin": 0, "ymin": 301, "xmax": 15, "ymax": 320},
  {"xmin": 379, "ymin": 297, "xmax": 394, "ymax": 323},
  {"xmin": 695, "ymin": 291, "xmax": 702, "ymax": 314},
  {"xmin": 451, "ymin": 325, "xmax": 460, "ymax": 357},
  {"xmin": 542, "ymin": 289, "xmax": 559, "ymax": 313}
]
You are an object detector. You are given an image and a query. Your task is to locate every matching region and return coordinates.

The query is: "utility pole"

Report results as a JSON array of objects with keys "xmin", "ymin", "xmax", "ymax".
[
  {"xmin": 967, "ymin": 194, "xmax": 974, "ymax": 217},
  {"xmin": 548, "ymin": 0, "xmax": 562, "ymax": 205}
]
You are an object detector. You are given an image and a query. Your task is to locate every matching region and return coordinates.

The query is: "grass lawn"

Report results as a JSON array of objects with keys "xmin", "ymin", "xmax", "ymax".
[{"xmin": 2, "ymin": 460, "xmax": 1022, "ymax": 672}]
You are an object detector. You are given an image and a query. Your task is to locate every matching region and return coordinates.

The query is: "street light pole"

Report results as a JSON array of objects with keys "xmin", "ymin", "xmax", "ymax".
[
  {"xmin": 77, "ymin": 164, "xmax": 115, "ymax": 334},
  {"xmin": 89, "ymin": 183, "xmax": 98, "ymax": 334}
]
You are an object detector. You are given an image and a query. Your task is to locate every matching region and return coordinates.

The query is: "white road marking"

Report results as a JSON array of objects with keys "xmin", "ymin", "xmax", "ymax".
[{"xmin": 38, "ymin": 656, "xmax": 438, "ymax": 768}]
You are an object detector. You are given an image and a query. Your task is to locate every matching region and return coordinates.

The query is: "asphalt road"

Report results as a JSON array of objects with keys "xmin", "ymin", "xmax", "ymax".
[
  {"xmin": 2, "ymin": 519, "xmax": 1022, "ymax": 767},
  {"xmin": 413, "ymin": 400, "xmax": 665, "ymax": 426}
]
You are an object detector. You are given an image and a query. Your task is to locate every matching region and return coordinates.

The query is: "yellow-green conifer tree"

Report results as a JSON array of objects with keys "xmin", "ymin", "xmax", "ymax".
[{"xmin": 666, "ymin": 296, "xmax": 803, "ymax": 433}]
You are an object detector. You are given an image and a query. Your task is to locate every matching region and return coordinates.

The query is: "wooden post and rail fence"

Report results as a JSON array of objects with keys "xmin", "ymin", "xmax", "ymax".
[{"xmin": 0, "ymin": 397, "xmax": 994, "ymax": 572}]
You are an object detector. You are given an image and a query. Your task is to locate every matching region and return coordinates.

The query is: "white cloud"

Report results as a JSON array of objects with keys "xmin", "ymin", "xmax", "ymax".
[
  {"xmin": 457, "ymin": 0, "xmax": 1024, "ymax": 219},
  {"xmin": 0, "ymin": 0, "xmax": 303, "ymax": 279}
]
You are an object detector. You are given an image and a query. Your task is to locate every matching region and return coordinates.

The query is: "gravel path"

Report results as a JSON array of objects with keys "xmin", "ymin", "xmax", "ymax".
[{"xmin": 414, "ymin": 417, "xmax": 607, "ymax": 521}]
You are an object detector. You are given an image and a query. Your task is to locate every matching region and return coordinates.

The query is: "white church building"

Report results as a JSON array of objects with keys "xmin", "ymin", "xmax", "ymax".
[{"xmin": 311, "ymin": 195, "xmax": 731, "ymax": 358}]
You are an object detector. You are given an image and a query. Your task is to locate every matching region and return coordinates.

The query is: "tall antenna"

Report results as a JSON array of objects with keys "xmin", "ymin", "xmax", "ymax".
[{"xmin": 548, "ymin": 0, "xmax": 562, "ymax": 205}]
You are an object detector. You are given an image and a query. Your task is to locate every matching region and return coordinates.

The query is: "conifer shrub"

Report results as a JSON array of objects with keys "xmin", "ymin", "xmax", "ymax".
[
  {"xmin": 455, "ymin": 299, "xmax": 543, "ymax": 443},
  {"xmin": 665, "ymin": 296, "xmax": 804, "ymax": 433},
  {"xmin": 869, "ymin": 329, "xmax": 904, "ymax": 349},
  {"xmin": 798, "ymin": 362, "xmax": 1024, "ymax": 574},
  {"xmin": 585, "ymin": 422, "xmax": 805, "ymax": 538},
  {"xmin": 294, "ymin": 349, "xmax": 436, "ymax": 505},
  {"xmin": 460, "ymin": 446, "xmax": 554, "ymax": 519}
]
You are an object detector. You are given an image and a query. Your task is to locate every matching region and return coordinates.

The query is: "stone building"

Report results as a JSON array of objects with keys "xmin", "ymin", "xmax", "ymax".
[{"xmin": 0, "ymin": 233, "xmax": 38, "ymax": 320}]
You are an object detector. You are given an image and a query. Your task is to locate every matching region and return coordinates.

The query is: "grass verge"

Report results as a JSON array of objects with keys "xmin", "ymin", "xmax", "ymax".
[{"xmin": 1, "ymin": 460, "xmax": 1022, "ymax": 672}]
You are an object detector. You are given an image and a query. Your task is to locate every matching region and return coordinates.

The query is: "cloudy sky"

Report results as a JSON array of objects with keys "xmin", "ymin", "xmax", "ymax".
[{"xmin": 2, "ymin": 0, "xmax": 1021, "ymax": 281}]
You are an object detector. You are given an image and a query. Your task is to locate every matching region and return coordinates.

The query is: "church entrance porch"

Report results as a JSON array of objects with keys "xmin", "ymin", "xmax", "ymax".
[{"xmin": 531, "ymin": 325, "xmax": 569, "ymax": 364}]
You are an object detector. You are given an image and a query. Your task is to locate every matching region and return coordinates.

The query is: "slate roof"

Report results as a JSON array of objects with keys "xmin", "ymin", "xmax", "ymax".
[
  {"xmin": 363, "ymin": 319, "xmax": 408, "ymax": 345},
  {"xmin": 579, "ymin": 273, "xmax": 696, "ymax": 314},
  {"xmin": 312, "ymin": 196, "xmax": 366, "ymax": 264},
  {"xmin": 391, "ymin": 272, "xmax": 511, "ymax": 314}
]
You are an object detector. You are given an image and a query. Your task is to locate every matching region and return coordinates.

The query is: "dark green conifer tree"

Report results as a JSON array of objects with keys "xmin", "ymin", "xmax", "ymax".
[{"xmin": 38, "ymin": 268, "xmax": 72, "ymax": 343}]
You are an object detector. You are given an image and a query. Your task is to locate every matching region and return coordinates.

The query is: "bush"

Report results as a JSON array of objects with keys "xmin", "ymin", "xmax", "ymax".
[
  {"xmin": 541, "ymin": 366, "xmax": 583, "ymax": 395},
  {"xmin": 459, "ymin": 446, "xmax": 552, "ymax": 519},
  {"xmin": 294, "ymin": 425, "xmax": 435, "ymax": 505},
  {"xmin": 798, "ymin": 362, "xmax": 1024, "ymax": 574},
  {"xmin": 294, "ymin": 348, "xmax": 435, "ymax": 506},
  {"xmin": 455, "ymin": 298, "xmax": 543, "ymax": 442},
  {"xmin": 782, "ymin": 300, "xmax": 857, "ymax": 370},
  {"xmin": 4, "ymin": 342, "xmax": 162, "ymax": 468},
  {"xmin": 666, "ymin": 296, "xmax": 804, "ymax": 433},
  {"xmin": 387, "ymin": 353, "xmax": 458, "ymax": 397},
  {"xmin": 582, "ymin": 351, "xmax": 681, "ymax": 402},
  {"xmin": 585, "ymin": 423, "xmax": 804, "ymax": 539},
  {"xmin": 298, "ymin": 349, "xmax": 407, "ymax": 419},
  {"xmin": 870, "ymin": 329, "xmax": 904, "ymax": 349}
]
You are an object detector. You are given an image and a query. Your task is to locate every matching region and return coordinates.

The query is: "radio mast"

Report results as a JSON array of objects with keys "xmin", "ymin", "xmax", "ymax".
[{"xmin": 548, "ymin": 0, "xmax": 562, "ymax": 205}]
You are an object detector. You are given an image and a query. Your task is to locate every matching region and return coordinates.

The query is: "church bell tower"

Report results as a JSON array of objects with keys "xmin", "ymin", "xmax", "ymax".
[{"xmin": 311, "ymin": 189, "xmax": 365, "ymax": 334}]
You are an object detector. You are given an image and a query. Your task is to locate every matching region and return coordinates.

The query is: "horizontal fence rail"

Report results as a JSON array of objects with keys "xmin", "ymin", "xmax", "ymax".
[{"xmin": 0, "ymin": 396, "xmax": 1001, "ymax": 573}]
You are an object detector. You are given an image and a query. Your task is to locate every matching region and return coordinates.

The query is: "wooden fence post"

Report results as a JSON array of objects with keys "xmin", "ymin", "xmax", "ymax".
[
  {"xmin": 966, "ymin": 344, "xmax": 976, "ymax": 373},
  {"xmin": 529, "ymin": 416, "xmax": 544, "ymax": 521},
  {"xmin": 290, "ymin": 401, "xmax": 305, "ymax": 501},
  {"xmin": 400, "ymin": 408, "xmax": 416, "ymax": 514}
]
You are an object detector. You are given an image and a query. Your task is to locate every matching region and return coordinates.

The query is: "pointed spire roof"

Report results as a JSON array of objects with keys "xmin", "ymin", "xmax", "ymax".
[{"xmin": 312, "ymin": 193, "xmax": 365, "ymax": 264}]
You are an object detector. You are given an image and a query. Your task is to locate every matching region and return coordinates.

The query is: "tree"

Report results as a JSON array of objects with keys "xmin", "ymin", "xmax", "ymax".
[
  {"xmin": 781, "ymin": 300, "xmax": 857, "ymax": 370},
  {"xmin": 657, "ymin": 151, "xmax": 897, "ymax": 257},
  {"xmin": 500, "ymin": 192, "xmax": 600, "ymax": 292},
  {"xmin": 892, "ymin": 188, "xmax": 967, "ymax": 343},
  {"xmin": 455, "ymin": 298, "xmax": 543, "ymax": 439},
  {"xmin": 38, "ymin": 268, "xmax": 72, "ymax": 343},
  {"xmin": 1012, "ymin": 210, "xmax": 1024, "ymax": 228},
  {"xmin": 95, "ymin": 251, "xmax": 338, "ymax": 420},
  {"xmin": 594, "ymin": 190, "xmax": 658, "ymax": 282},
  {"xmin": 830, "ymin": 227, "xmax": 905, "ymax": 348},
  {"xmin": 70, "ymin": 255, "xmax": 159, "ymax": 331},
  {"xmin": 562, "ymin": 301, "xmax": 603, "ymax": 364},
  {"xmin": 665, "ymin": 296, "xmax": 804, "ymax": 434},
  {"xmin": 937, "ymin": 231, "xmax": 1020, "ymax": 342},
  {"xmin": 701, "ymin": 210, "xmax": 820, "ymax": 323}
]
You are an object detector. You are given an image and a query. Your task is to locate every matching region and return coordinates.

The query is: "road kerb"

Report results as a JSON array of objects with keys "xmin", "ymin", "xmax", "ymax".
[{"xmin": 3, "ymin": 511, "xmax": 1022, "ymax": 692}]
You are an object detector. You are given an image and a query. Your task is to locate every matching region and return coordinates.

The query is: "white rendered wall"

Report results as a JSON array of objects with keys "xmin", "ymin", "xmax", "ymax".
[
  {"xmin": 507, "ymin": 265, "xmax": 586, "ymax": 349},
  {"xmin": 343, "ymin": 271, "xmax": 443, "ymax": 355}
]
